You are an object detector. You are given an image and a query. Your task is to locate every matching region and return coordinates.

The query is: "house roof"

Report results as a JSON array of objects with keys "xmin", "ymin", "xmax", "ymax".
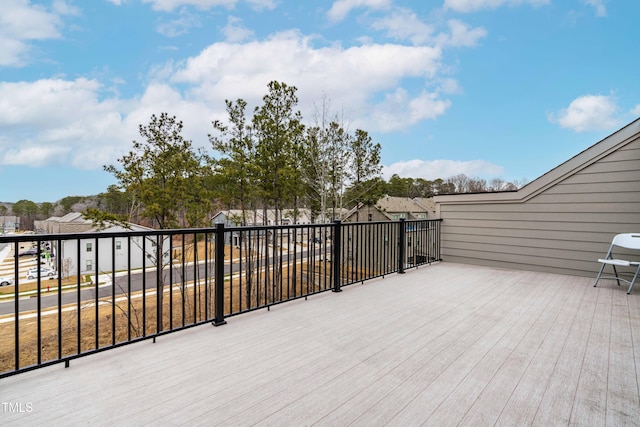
[
  {"xmin": 47, "ymin": 212, "xmax": 92, "ymax": 223},
  {"xmin": 375, "ymin": 196, "xmax": 435, "ymax": 214},
  {"xmin": 99, "ymin": 223, "xmax": 155, "ymax": 233},
  {"xmin": 213, "ymin": 209, "xmax": 316, "ymax": 224},
  {"xmin": 344, "ymin": 196, "xmax": 436, "ymax": 221},
  {"xmin": 434, "ymin": 117, "xmax": 640, "ymax": 205},
  {"xmin": 376, "ymin": 196, "xmax": 413, "ymax": 213},
  {"xmin": 43, "ymin": 212, "xmax": 152, "ymax": 233}
]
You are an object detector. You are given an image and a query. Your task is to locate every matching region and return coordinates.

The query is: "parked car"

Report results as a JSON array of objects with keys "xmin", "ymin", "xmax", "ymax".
[
  {"xmin": 26, "ymin": 267, "xmax": 56, "ymax": 280},
  {"xmin": 0, "ymin": 276, "xmax": 14, "ymax": 286},
  {"xmin": 17, "ymin": 248, "xmax": 38, "ymax": 257}
]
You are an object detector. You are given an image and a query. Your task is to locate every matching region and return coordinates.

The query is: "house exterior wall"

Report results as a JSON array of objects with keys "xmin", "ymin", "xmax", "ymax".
[
  {"xmin": 0, "ymin": 216, "xmax": 20, "ymax": 233},
  {"xmin": 51, "ymin": 223, "xmax": 96, "ymax": 234},
  {"xmin": 59, "ymin": 233, "xmax": 168, "ymax": 277},
  {"xmin": 434, "ymin": 120, "xmax": 640, "ymax": 278},
  {"xmin": 346, "ymin": 207, "xmax": 391, "ymax": 223}
]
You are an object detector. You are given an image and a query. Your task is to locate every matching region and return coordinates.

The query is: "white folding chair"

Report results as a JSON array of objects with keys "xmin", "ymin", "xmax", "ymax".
[{"xmin": 593, "ymin": 233, "xmax": 640, "ymax": 294}]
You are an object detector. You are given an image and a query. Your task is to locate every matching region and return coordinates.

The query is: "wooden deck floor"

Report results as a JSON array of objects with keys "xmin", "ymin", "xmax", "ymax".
[{"xmin": 2, "ymin": 263, "xmax": 639, "ymax": 426}]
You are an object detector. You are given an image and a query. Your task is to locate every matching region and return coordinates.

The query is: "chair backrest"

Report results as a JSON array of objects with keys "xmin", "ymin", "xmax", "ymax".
[{"xmin": 612, "ymin": 233, "xmax": 640, "ymax": 250}]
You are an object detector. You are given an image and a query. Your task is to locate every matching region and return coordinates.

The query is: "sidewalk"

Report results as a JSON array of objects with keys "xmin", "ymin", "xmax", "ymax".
[{"xmin": 0, "ymin": 244, "xmax": 10, "ymax": 264}]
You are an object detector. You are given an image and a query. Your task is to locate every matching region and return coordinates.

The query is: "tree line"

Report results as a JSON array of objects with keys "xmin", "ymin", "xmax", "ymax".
[
  {"xmin": 91, "ymin": 81, "xmax": 385, "ymax": 229},
  {"xmin": 3, "ymin": 81, "xmax": 523, "ymax": 230}
]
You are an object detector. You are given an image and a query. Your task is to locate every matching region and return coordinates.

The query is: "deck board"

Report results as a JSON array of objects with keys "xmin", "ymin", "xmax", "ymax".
[
  {"xmin": 457, "ymin": 273, "xmax": 579, "ymax": 426},
  {"xmin": 570, "ymin": 284, "xmax": 612, "ymax": 425},
  {"xmin": 493, "ymin": 274, "xmax": 587, "ymax": 426},
  {"xmin": 606, "ymin": 285, "xmax": 639, "ymax": 424},
  {"xmin": 1, "ymin": 263, "xmax": 639, "ymax": 426}
]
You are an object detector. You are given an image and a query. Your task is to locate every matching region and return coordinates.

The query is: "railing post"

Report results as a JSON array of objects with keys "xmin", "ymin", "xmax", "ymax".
[
  {"xmin": 213, "ymin": 223, "xmax": 227, "ymax": 326},
  {"xmin": 398, "ymin": 218, "xmax": 406, "ymax": 274},
  {"xmin": 332, "ymin": 220, "xmax": 342, "ymax": 293}
]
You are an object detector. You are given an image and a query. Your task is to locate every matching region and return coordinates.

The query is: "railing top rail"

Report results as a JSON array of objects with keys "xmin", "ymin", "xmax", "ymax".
[
  {"xmin": 0, "ymin": 219, "xmax": 442, "ymax": 242},
  {"xmin": 0, "ymin": 217, "xmax": 442, "ymax": 378}
]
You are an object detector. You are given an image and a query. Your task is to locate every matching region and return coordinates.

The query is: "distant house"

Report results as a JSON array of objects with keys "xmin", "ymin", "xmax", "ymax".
[
  {"xmin": 344, "ymin": 196, "xmax": 436, "ymax": 223},
  {"xmin": 57, "ymin": 222, "xmax": 167, "ymax": 278},
  {"xmin": 434, "ymin": 118, "xmax": 640, "ymax": 278},
  {"xmin": 342, "ymin": 196, "xmax": 438, "ymax": 273},
  {"xmin": 35, "ymin": 213, "xmax": 166, "ymax": 278},
  {"xmin": 0, "ymin": 216, "xmax": 20, "ymax": 233},
  {"xmin": 35, "ymin": 212, "xmax": 95, "ymax": 234},
  {"xmin": 212, "ymin": 208, "xmax": 315, "ymax": 227},
  {"xmin": 212, "ymin": 209, "xmax": 316, "ymax": 247}
]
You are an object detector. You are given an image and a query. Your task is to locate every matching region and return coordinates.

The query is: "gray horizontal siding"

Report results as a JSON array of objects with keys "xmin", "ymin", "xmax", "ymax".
[
  {"xmin": 437, "ymin": 134, "xmax": 640, "ymax": 278},
  {"xmin": 441, "ymin": 210, "xmax": 638, "ymax": 223},
  {"xmin": 438, "ymin": 249, "xmax": 598, "ymax": 277},
  {"xmin": 560, "ymin": 169, "xmax": 639, "ymax": 185}
]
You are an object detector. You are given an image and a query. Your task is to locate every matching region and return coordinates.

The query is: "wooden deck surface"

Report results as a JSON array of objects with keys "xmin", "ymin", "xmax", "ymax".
[{"xmin": 2, "ymin": 263, "xmax": 639, "ymax": 426}]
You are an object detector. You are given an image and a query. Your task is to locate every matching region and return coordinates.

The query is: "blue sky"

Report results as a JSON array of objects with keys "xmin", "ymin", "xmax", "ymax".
[{"xmin": 1, "ymin": 0, "xmax": 639, "ymax": 203}]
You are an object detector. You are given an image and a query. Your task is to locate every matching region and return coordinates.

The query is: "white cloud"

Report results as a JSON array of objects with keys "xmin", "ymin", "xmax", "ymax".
[
  {"xmin": 371, "ymin": 9, "xmax": 486, "ymax": 49},
  {"xmin": 142, "ymin": 0, "xmax": 236, "ymax": 12},
  {"xmin": 141, "ymin": 0, "xmax": 276, "ymax": 12},
  {"xmin": 246, "ymin": 0, "xmax": 277, "ymax": 11},
  {"xmin": 221, "ymin": 16, "xmax": 254, "ymax": 42},
  {"xmin": 52, "ymin": 0, "xmax": 80, "ymax": 15},
  {"xmin": 443, "ymin": 19, "xmax": 487, "ymax": 47},
  {"xmin": 169, "ymin": 30, "xmax": 446, "ymax": 132},
  {"xmin": 383, "ymin": 159, "xmax": 505, "ymax": 180},
  {"xmin": 156, "ymin": 8, "xmax": 202, "ymax": 37},
  {"xmin": 173, "ymin": 30, "xmax": 442, "ymax": 85},
  {"xmin": 370, "ymin": 88, "xmax": 451, "ymax": 132},
  {"xmin": 631, "ymin": 104, "xmax": 640, "ymax": 117},
  {"xmin": 0, "ymin": 0, "xmax": 76, "ymax": 67},
  {"xmin": 0, "ymin": 78, "xmax": 130, "ymax": 169},
  {"xmin": 443, "ymin": 0, "xmax": 549, "ymax": 13},
  {"xmin": 549, "ymin": 94, "xmax": 620, "ymax": 132},
  {"xmin": 327, "ymin": 0, "xmax": 392, "ymax": 23},
  {"xmin": 437, "ymin": 78, "xmax": 462, "ymax": 95},
  {"xmin": 371, "ymin": 8, "xmax": 435, "ymax": 45},
  {"xmin": 0, "ymin": 76, "xmax": 223, "ymax": 170},
  {"xmin": 3, "ymin": 146, "xmax": 71, "ymax": 167},
  {"xmin": 0, "ymin": 26, "xmax": 457, "ymax": 169},
  {"xmin": 583, "ymin": 0, "xmax": 606, "ymax": 17}
]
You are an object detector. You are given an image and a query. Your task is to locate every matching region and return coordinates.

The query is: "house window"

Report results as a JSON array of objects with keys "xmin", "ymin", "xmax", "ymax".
[
  {"xmin": 400, "ymin": 213, "xmax": 407, "ymax": 219},
  {"xmin": 418, "ymin": 213, "xmax": 426, "ymax": 219},
  {"xmin": 86, "ymin": 259, "xmax": 93, "ymax": 271},
  {"xmin": 392, "ymin": 214, "xmax": 399, "ymax": 220},
  {"xmin": 86, "ymin": 242, "xmax": 92, "ymax": 252},
  {"xmin": 115, "ymin": 240, "xmax": 122, "ymax": 250}
]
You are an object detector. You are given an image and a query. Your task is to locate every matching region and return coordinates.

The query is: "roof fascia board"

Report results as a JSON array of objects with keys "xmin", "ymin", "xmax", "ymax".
[{"xmin": 434, "ymin": 118, "xmax": 640, "ymax": 206}]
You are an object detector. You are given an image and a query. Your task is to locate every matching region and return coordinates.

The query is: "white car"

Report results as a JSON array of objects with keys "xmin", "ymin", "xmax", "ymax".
[
  {"xmin": 0, "ymin": 276, "xmax": 13, "ymax": 286},
  {"xmin": 26, "ymin": 267, "xmax": 56, "ymax": 280}
]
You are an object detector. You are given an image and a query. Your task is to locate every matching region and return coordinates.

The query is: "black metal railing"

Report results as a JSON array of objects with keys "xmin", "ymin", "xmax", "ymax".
[{"xmin": 0, "ymin": 219, "xmax": 441, "ymax": 378}]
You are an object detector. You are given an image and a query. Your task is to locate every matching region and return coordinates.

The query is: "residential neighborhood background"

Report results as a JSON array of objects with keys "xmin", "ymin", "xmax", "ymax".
[{"xmin": 1, "ymin": 115, "xmax": 638, "ymax": 282}]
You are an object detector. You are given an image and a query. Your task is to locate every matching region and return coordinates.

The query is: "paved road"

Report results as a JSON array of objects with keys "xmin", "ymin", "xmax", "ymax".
[
  {"xmin": 0, "ymin": 261, "xmax": 220, "ymax": 316},
  {"xmin": 0, "ymin": 246, "xmax": 325, "ymax": 316}
]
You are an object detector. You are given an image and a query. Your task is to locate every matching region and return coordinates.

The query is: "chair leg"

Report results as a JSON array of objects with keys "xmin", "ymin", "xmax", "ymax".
[
  {"xmin": 627, "ymin": 267, "xmax": 640, "ymax": 294},
  {"xmin": 594, "ymin": 263, "xmax": 606, "ymax": 287},
  {"xmin": 612, "ymin": 264, "xmax": 621, "ymax": 286}
]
